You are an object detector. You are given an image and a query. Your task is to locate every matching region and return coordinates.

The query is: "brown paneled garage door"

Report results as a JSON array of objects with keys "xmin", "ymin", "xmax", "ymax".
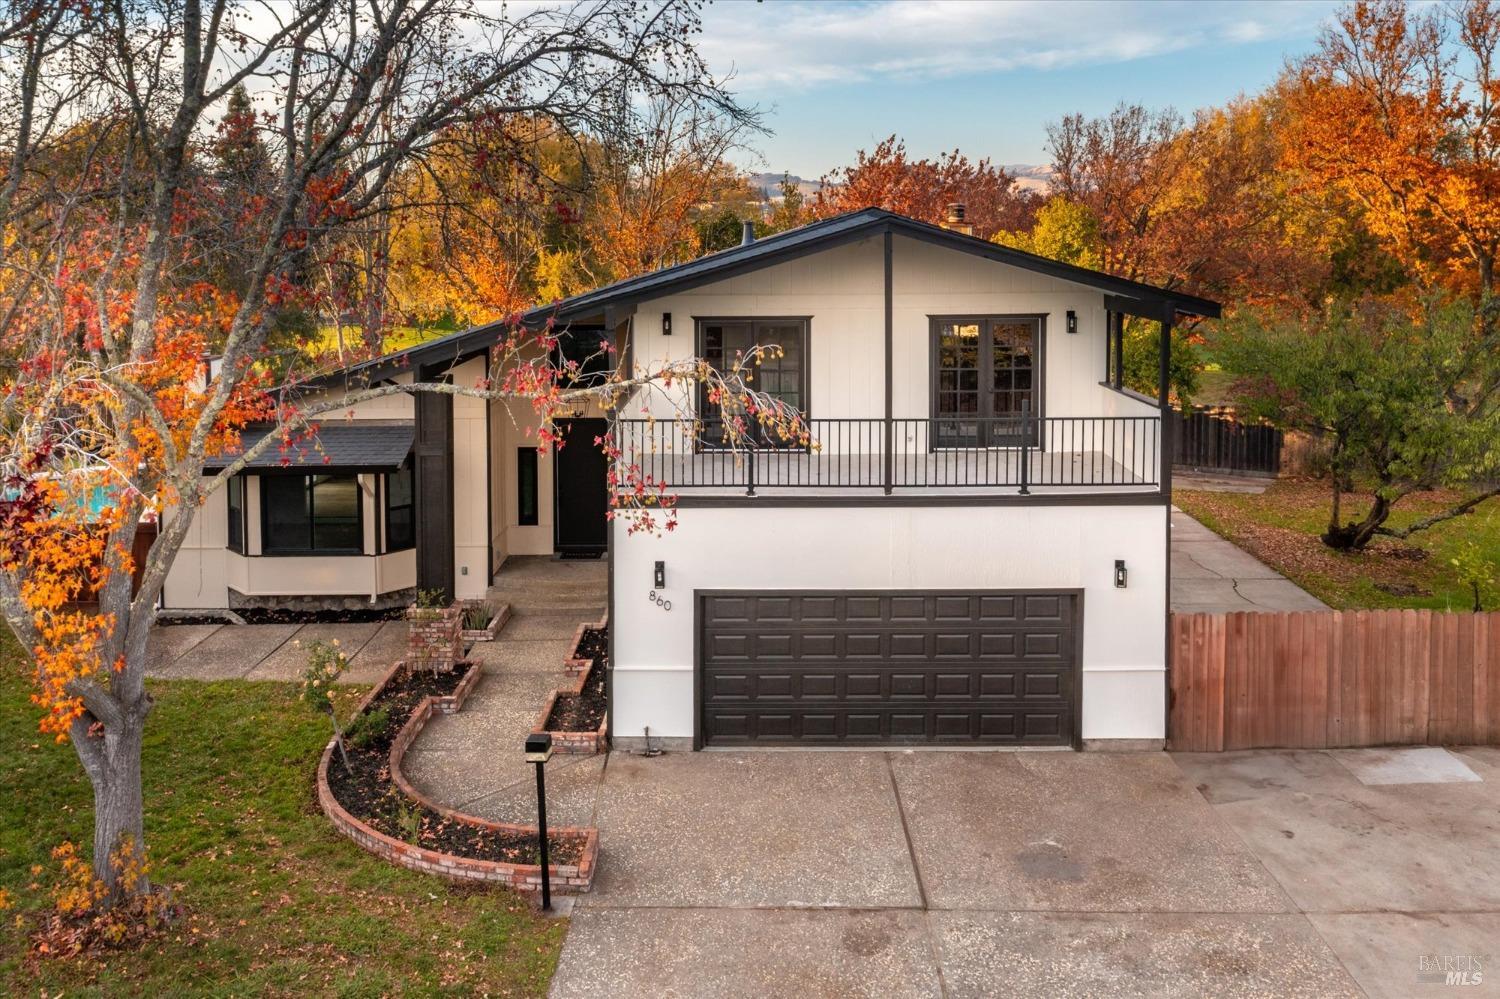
[{"xmin": 699, "ymin": 590, "xmax": 1079, "ymax": 746}]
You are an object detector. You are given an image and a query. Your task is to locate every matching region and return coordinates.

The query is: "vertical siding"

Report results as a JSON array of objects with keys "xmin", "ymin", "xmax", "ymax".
[{"xmin": 625, "ymin": 234, "xmax": 1114, "ymax": 427}]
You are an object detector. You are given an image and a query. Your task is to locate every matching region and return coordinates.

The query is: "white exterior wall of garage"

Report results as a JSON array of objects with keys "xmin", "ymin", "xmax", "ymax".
[{"xmin": 612, "ymin": 502, "xmax": 1168, "ymax": 744}]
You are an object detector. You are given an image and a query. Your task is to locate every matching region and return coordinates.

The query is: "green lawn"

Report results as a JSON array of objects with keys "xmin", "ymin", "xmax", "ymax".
[
  {"xmin": 0, "ymin": 630, "xmax": 562, "ymax": 997},
  {"xmin": 1175, "ymin": 479, "xmax": 1500, "ymax": 611}
]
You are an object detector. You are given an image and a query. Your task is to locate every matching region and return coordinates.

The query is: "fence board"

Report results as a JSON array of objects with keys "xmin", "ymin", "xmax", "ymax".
[{"xmin": 1168, "ymin": 609, "xmax": 1500, "ymax": 751}]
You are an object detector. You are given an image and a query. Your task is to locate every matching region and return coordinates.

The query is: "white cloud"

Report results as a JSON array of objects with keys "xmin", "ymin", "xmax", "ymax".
[{"xmin": 696, "ymin": 0, "xmax": 1336, "ymax": 93}]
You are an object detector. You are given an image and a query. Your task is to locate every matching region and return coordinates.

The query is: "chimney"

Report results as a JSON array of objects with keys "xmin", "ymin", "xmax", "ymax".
[
  {"xmin": 741, "ymin": 220, "xmax": 756, "ymax": 245},
  {"xmin": 940, "ymin": 202, "xmax": 973, "ymax": 236}
]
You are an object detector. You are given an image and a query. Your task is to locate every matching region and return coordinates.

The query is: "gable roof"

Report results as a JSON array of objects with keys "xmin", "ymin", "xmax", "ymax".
[{"xmin": 322, "ymin": 207, "xmax": 1220, "ymax": 387}]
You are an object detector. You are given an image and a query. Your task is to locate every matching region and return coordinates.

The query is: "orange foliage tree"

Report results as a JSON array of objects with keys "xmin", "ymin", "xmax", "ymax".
[
  {"xmin": 1281, "ymin": 0, "xmax": 1500, "ymax": 301},
  {"xmin": 809, "ymin": 135, "xmax": 1040, "ymax": 238},
  {"xmin": 0, "ymin": 0, "xmax": 765, "ymax": 905}
]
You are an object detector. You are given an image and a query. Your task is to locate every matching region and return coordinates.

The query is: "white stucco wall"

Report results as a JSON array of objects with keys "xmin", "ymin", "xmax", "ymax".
[{"xmin": 611, "ymin": 502, "xmax": 1168, "ymax": 743}]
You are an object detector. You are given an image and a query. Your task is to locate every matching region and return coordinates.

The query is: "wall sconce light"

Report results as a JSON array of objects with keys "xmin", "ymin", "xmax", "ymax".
[
  {"xmin": 1066, "ymin": 310, "xmax": 1078, "ymax": 334},
  {"xmin": 654, "ymin": 560, "xmax": 666, "ymax": 589},
  {"xmin": 662, "ymin": 312, "xmax": 672, "ymax": 336},
  {"xmin": 1114, "ymin": 559, "xmax": 1128, "ymax": 588}
]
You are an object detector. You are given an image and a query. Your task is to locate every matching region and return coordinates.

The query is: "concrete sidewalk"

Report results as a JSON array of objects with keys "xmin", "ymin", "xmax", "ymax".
[{"xmin": 1171, "ymin": 507, "xmax": 1328, "ymax": 613}]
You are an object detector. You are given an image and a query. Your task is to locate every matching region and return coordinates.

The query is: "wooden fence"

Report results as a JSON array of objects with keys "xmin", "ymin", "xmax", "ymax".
[
  {"xmin": 1169, "ymin": 610, "xmax": 1500, "ymax": 751},
  {"xmin": 1170, "ymin": 406, "xmax": 1282, "ymax": 476}
]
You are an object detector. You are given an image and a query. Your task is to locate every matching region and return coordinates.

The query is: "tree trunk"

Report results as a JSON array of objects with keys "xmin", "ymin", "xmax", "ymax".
[
  {"xmin": 76, "ymin": 704, "xmax": 150, "ymax": 901},
  {"xmin": 1322, "ymin": 491, "xmax": 1392, "ymax": 551}
]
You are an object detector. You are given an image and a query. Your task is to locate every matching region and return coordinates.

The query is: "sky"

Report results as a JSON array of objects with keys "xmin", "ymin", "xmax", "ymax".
[{"xmin": 695, "ymin": 0, "xmax": 1342, "ymax": 178}]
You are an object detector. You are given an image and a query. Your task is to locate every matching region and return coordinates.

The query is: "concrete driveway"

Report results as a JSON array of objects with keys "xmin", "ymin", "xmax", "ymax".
[{"xmin": 551, "ymin": 746, "xmax": 1500, "ymax": 998}]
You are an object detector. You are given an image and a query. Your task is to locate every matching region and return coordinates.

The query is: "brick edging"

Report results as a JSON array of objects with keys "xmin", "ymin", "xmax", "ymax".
[
  {"xmin": 563, "ymin": 610, "xmax": 609, "ymax": 676},
  {"xmin": 317, "ymin": 659, "xmax": 598, "ymax": 893},
  {"xmin": 532, "ymin": 657, "xmax": 609, "ymax": 754},
  {"xmin": 460, "ymin": 600, "xmax": 512, "ymax": 643}
]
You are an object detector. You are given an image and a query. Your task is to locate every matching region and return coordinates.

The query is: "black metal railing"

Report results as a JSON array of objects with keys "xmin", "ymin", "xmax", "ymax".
[{"xmin": 613, "ymin": 414, "xmax": 1162, "ymax": 495}]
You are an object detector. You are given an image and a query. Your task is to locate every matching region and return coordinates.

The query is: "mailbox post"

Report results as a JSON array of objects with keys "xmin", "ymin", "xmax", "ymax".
[{"xmin": 524, "ymin": 732, "xmax": 554, "ymax": 910}]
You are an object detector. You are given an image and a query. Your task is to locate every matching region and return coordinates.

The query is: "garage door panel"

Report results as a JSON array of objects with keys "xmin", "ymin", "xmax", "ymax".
[{"xmin": 701, "ymin": 590, "xmax": 1078, "ymax": 746}]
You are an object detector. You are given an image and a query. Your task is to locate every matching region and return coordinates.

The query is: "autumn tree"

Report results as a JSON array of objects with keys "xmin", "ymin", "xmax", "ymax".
[
  {"xmin": 0, "ymin": 0, "xmax": 765, "ymax": 905},
  {"xmin": 1281, "ymin": 0, "xmax": 1500, "ymax": 301},
  {"xmin": 810, "ymin": 135, "xmax": 1039, "ymax": 237},
  {"xmin": 582, "ymin": 96, "xmax": 755, "ymax": 279}
]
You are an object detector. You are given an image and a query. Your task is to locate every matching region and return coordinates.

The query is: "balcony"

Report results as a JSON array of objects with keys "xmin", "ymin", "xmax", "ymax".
[{"xmin": 613, "ymin": 416, "xmax": 1163, "ymax": 499}]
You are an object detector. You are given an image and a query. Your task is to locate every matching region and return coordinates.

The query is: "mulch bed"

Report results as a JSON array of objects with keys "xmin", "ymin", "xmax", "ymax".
[
  {"xmin": 157, "ymin": 607, "xmax": 405, "ymax": 626},
  {"xmin": 546, "ymin": 627, "xmax": 606, "ymax": 732},
  {"xmin": 324, "ymin": 662, "xmax": 583, "ymax": 866}
]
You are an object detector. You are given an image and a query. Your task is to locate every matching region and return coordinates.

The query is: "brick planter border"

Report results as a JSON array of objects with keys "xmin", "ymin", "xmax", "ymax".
[
  {"xmin": 533, "ymin": 657, "xmax": 609, "ymax": 754},
  {"xmin": 317, "ymin": 659, "xmax": 598, "ymax": 893},
  {"xmin": 459, "ymin": 599, "xmax": 511, "ymax": 643},
  {"xmin": 406, "ymin": 605, "xmax": 464, "ymax": 667},
  {"xmin": 563, "ymin": 611, "xmax": 609, "ymax": 676}
]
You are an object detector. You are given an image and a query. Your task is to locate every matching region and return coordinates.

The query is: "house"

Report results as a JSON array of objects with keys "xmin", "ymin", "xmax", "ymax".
[{"xmin": 162, "ymin": 206, "xmax": 1219, "ymax": 750}]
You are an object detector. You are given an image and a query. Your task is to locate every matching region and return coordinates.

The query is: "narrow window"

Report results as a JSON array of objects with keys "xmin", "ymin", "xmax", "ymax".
[
  {"xmin": 517, "ymin": 448, "xmax": 539, "ymax": 526},
  {"xmin": 384, "ymin": 461, "xmax": 415, "ymax": 552},
  {"xmin": 226, "ymin": 475, "xmax": 245, "ymax": 554}
]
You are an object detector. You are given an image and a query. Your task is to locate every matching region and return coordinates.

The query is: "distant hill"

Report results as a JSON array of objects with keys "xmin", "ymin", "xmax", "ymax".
[
  {"xmin": 749, "ymin": 165, "xmax": 1054, "ymax": 201},
  {"xmin": 747, "ymin": 171, "xmax": 821, "ymax": 200}
]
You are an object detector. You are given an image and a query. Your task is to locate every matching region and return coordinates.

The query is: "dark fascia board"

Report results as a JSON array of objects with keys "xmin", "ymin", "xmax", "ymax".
[{"xmin": 312, "ymin": 207, "xmax": 1221, "ymax": 388}]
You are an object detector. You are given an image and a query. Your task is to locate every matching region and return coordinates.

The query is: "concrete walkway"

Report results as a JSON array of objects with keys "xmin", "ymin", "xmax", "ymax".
[
  {"xmin": 552, "ymin": 745, "xmax": 1500, "ymax": 998},
  {"xmin": 399, "ymin": 555, "xmax": 609, "ymax": 828},
  {"xmin": 1171, "ymin": 507, "xmax": 1328, "ymax": 613},
  {"xmin": 147, "ymin": 617, "xmax": 410, "ymax": 684}
]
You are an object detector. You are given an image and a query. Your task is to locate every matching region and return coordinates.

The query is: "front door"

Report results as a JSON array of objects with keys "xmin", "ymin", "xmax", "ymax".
[
  {"xmin": 554, "ymin": 418, "xmax": 609, "ymax": 554},
  {"xmin": 932, "ymin": 317, "xmax": 1040, "ymax": 447}
]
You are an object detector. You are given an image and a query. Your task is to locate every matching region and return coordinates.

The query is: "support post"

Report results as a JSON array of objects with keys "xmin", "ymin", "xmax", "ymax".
[
  {"xmin": 1018, "ymin": 399, "xmax": 1031, "ymax": 496},
  {"xmin": 1159, "ymin": 313, "xmax": 1174, "ymax": 496},
  {"xmin": 883, "ymin": 228, "xmax": 894, "ymax": 495},
  {"xmin": 1113, "ymin": 311, "xmax": 1125, "ymax": 390}
]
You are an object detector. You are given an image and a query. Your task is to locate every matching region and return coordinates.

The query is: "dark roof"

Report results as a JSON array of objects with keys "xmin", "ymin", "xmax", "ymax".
[
  {"xmin": 205, "ymin": 422, "xmax": 413, "ymax": 473},
  {"xmin": 318, "ymin": 207, "xmax": 1222, "ymax": 387}
]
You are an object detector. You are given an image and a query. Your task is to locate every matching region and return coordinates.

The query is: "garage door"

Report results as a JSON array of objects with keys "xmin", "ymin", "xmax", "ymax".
[{"xmin": 699, "ymin": 590, "xmax": 1079, "ymax": 746}]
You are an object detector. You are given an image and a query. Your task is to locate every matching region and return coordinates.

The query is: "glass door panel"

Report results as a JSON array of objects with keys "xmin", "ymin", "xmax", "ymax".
[
  {"xmin": 934, "ymin": 321, "xmax": 983, "ymax": 446},
  {"xmin": 932, "ymin": 317, "xmax": 1040, "ymax": 447}
]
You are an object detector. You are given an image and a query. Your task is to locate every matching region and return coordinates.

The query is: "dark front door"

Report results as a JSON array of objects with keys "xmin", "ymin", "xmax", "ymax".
[
  {"xmin": 933, "ymin": 317, "xmax": 1040, "ymax": 447},
  {"xmin": 554, "ymin": 418, "xmax": 609, "ymax": 553},
  {"xmin": 699, "ymin": 589, "xmax": 1079, "ymax": 747}
]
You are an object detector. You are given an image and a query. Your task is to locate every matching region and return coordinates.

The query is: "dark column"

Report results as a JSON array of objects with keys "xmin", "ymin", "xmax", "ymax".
[
  {"xmin": 1158, "ymin": 313, "xmax": 1174, "ymax": 496},
  {"xmin": 414, "ymin": 384, "xmax": 455, "ymax": 601},
  {"xmin": 1113, "ymin": 311, "xmax": 1125, "ymax": 389},
  {"xmin": 883, "ymin": 228, "xmax": 894, "ymax": 495}
]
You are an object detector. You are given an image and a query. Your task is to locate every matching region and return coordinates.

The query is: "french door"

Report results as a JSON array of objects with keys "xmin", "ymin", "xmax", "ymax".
[{"xmin": 932, "ymin": 316, "xmax": 1041, "ymax": 447}]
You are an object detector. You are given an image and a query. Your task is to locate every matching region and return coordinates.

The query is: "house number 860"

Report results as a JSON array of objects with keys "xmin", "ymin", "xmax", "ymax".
[{"xmin": 647, "ymin": 590, "xmax": 672, "ymax": 612}]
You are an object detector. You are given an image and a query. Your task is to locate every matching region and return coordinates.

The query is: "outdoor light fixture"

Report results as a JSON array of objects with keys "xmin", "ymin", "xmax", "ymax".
[
  {"xmin": 524, "ymin": 732, "xmax": 554, "ymax": 909},
  {"xmin": 654, "ymin": 560, "xmax": 666, "ymax": 589},
  {"xmin": 662, "ymin": 311, "xmax": 672, "ymax": 336},
  {"xmin": 1066, "ymin": 310, "xmax": 1078, "ymax": 334},
  {"xmin": 1114, "ymin": 559, "xmax": 1128, "ymax": 588}
]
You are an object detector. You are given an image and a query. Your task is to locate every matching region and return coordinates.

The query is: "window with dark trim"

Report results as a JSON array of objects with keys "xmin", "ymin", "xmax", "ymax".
[
  {"xmin": 384, "ymin": 462, "xmax": 414, "ymax": 552},
  {"xmin": 516, "ymin": 448, "xmax": 538, "ymax": 526},
  {"xmin": 261, "ymin": 473, "xmax": 363, "ymax": 555},
  {"xmin": 226, "ymin": 475, "xmax": 245, "ymax": 554},
  {"xmin": 696, "ymin": 318, "xmax": 809, "ymax": 443}
]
